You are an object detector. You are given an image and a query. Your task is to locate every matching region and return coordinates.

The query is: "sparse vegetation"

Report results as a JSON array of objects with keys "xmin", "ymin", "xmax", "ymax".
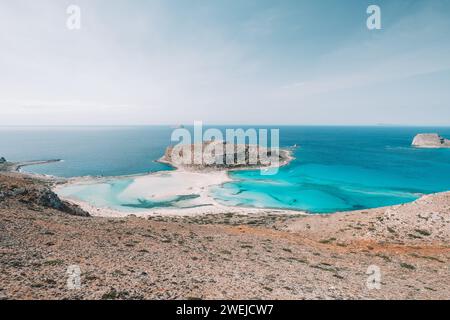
[
  {"xmin": 414, "ymin": 229, "xmax": 431, "ymax": 236},
  {"xmin": 1, "ymin": 172, "xmax": 448, "ymax": 300},
  {"xmin": 400, "ymin": 263, "xmax": 416, "ymax": 270}
]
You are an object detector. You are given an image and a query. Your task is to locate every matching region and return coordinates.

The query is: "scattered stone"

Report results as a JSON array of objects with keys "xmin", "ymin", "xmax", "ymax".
[{"xmin": 0, "ymin": 173, "xmax": 448, "ymax": 300}]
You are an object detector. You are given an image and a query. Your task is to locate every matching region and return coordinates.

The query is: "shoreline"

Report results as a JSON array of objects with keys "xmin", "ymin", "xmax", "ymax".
[
  {"xmin": 1, "ymin": 159, "xmax": 62, "ymax": 174},
  {"xmin": 2, "ymin": 154, "xmax": 448, "ymax": 219},
  {"xmin": 53, "ymin": 157, "xmax": 307, "ymax": 218},
  {"xmin": 51, "ymin": 148, "xmax": 306, "ymax": 218}
]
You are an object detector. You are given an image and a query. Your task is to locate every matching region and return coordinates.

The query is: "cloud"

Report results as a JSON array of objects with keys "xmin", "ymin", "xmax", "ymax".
[
  {"xmin": 277, "ymin": 2, "xmax": 450, "ymax": 99},
  {"xmin": 0, "ymin": 0, "xmax": 449, "ymax": 125}
]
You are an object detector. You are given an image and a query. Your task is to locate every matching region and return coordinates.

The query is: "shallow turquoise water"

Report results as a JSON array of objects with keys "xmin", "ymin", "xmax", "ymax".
[
  {"xmin": 57, "ymin": 179, "xmax": 136, "ymax": 210},
  {"xmin": 1, "ymin": 126, "xmax": 450, "ymax": 213},
  {"xmin": 211, "ymin": 126, "xmax": 450, "ymax": 213},
  {"xmin": 57, "ymin": 178, "xmax": 203, "ymax": 212}
]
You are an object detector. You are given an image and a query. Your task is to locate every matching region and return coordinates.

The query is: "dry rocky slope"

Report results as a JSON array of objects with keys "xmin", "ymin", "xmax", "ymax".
[
  {"xmin": 0, "ymin": 172, "xmax": 449, "ymax": 300},
  {"xmin": 0, "ymin": 173, "xmax": 88, "ymax": 217}
]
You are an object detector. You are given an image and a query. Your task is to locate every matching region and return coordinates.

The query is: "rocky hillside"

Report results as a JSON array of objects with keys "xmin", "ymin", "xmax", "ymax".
[
  {"xmin": 0, "ymin": 157, "xmax": 8, "ymax": 171},
  {"xmin": 0, "ymin": 173, "xmax": 89, "ymax": 217}
]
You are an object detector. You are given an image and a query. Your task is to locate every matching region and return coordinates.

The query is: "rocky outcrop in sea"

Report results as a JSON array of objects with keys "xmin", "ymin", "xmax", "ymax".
[{"xmin": 412, "ymin": 133, "xmax": 450, "ymax": 148}]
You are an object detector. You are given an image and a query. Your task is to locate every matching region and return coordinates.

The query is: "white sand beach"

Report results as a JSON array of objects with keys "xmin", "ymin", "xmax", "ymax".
[{"xmin": 55, "ymin": 169, "xmax": 303, "ymax": 217}]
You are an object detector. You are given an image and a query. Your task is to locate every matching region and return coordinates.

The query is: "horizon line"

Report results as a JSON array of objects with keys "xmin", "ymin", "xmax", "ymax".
[{"xmin": 1, "ymin": 124, "xmax": 450, "ymax": 128}]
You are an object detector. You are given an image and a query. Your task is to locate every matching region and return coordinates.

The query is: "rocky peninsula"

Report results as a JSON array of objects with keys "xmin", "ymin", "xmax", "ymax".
[
  {"xmin": 0, "ymin": 157, "xmax": 62, "ymax": 173},
  {"xmin": 159, "ymin": 140, "xmax": 293, "ymax": 171},
  {"xmin": 412, "ymin": 133, "xmax": 450, "ymax": 148}
]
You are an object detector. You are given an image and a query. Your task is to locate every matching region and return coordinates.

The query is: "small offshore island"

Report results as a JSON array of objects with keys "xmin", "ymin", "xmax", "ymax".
[
  {"xmin": 0, "ymin": 136, "xmax": 449, "ymax": 300},
  {"xmin": 412, "ymin": 133, "xmax": 450, "ymax": 148}
]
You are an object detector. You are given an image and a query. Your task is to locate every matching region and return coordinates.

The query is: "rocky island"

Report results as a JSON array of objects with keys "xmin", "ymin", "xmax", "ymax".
[
  {"xmin": 159, "ymin": 140, "xmax": 293, "ymax": 171},
  {"xmin": 412, "ymin": 133, "xmax": 450, "ymax": 148}
]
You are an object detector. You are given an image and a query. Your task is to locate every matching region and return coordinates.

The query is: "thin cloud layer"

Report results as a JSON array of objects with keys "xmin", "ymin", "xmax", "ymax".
[{"xmin": 0, "ymin": 0, "xmax": 449, "ymax": 125}]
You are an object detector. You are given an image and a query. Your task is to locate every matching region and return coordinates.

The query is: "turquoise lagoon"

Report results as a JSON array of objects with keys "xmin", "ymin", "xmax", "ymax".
[
  {"xmin": 1, "ymin": 126, "xmax": 450, "ymax": 213},
  {"xmin": 56, "ymin": 178, "xmax": 203, "ymax": 212}
]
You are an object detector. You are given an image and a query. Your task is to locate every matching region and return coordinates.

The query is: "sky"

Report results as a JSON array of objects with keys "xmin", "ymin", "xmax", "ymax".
[{"xmin": 0, "ymin": 0, "xmax": 450, "ymax": 126}]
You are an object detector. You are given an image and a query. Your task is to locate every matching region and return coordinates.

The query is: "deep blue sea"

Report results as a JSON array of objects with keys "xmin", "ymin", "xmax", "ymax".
[{"xmin": 1, "ymin": 126, "xmax": 450, "ymax": 213}]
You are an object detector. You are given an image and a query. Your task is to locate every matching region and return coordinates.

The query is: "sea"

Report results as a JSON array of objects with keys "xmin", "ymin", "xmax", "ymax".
[{"xmin": 1, "ymin": 125, "xmax": 450, "ymax": 213}]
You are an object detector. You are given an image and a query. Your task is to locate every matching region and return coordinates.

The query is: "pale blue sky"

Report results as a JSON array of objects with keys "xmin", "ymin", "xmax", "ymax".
[{"xmin": 0, "ymin": 0, "xmax": 449, "ymax": 125}]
